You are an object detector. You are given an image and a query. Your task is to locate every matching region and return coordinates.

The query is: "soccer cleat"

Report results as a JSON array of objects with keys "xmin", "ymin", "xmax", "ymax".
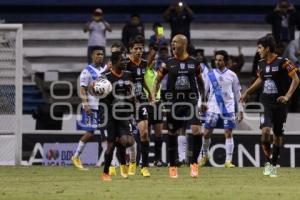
[
  {"xmin": 71, "ymin": 156, "xmax": 88, "ymax": 170},
  {"xmin": 190, "ymin": 163, "xmax": 199, "ymax": 178},
  {"xmin": 120, "ymin": 165, "xmax": 128, "ymax": 178},
  {"xmin": 128, "ymin": 162, "xmax": 136, "ymax": 175},
  {"xmin": 101, "ymin": 173, "xmax": 112, "ymax": 181},
  {"xmin": 263, "ymin": 162, "xmax": 271, "ymax": 176},
  {"xmin": 169, "ymin": 167, "xmax": 178, "ymax": 178},
  {"xmin": 141, "ymin": 167, "xmax": 150, "ymax": 177},
  {"xmin": 109, "ymin": 166, "xmax": 117, "ymax": 176},
  {"xmin": 224, "ymin": 161, "xmax": 236, "ymax": 168},
  {"xmin": 269, "ymin": 165, "xmax": 278, "ymax": 178},
  {"xmin": 198, "ymin": 155, "xmax": 209, "ymax": 167}
]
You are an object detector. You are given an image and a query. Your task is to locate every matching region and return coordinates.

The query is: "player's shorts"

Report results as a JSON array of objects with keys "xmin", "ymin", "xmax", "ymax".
[
  {"xmin": 106, "ymin": 119, "xmax": 133, "ymax": 142},
  {"xmin": 147, "ymin": 101, "xmax": 164, "ymax": 125},
  {"xmin": 134, "ymin": 102, "xmax": 149, "ymax": 123},
  {"xmin": 166, "ymin": 103, "xmax": 201, "ymax": 134},
  {"xmin": 77, "ymin": 108, "xmax": 100, "ymax": 132},
  {"xmin": 204, "ymin": 112, "xmax": 236, "ymax": 129},
  {"xmin": 260, "ymin": 103, "xmax": 288, "ymax": 136}
]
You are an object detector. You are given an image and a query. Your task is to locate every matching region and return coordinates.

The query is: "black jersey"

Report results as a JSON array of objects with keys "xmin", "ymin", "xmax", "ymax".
[
  {"xmin": 125, "ymin": 58, "xmax": 148, "ymax": 101},
  {"xmin": 258, "ymin": 56, "xmax": 297, "ymax": 104},
  {"xmin": 102, "ymin": 70, "xmax": 133, "ymax": 118},
  {"xmin": 157, "ymin": 56, "xmax": 201, "ymax": 103}
]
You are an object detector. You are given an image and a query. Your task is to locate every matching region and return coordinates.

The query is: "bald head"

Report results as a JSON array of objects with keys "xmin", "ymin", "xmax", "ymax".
[{"xmin": 171, "ymin": 34, "xmax": 188, "ymax": 58}]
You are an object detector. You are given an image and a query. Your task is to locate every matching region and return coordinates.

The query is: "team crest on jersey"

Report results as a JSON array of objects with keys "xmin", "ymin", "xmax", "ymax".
[
  {"xmin": 188, "ymin": 64, "xmax": 194, "ymax": 69},
  {"xmin": 137, "ymin": 68, "xmax": 141, "ymax": 76},
  {"xmin": 218, "ymin": 76, "xmax": 223, "ymax": 82},
  {"xmin": 272, "ymin": 66, "xmax": 279, "ymax": 72},
  {"xmin": 265, "ymin": 66, "xmax": 270, "ymax": 73},
  {"xmin": 180, "ymin": 63, "xmax": 185, "ymax": 70}
]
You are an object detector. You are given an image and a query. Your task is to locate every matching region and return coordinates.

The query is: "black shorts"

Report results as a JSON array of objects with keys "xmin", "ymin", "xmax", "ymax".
[
  {"xmin": 134, "ymin": 102, "xmax": 149, "ymax": 123},
  {"xmin": 106, "ymin": 118, "xmax": 132, "ymax": 142},
  {"xmin": 166, "ymin": 103, "xmax": 201, "ymax": 134},
  {"xmin": 260, "ymin": 103, "xmax": 288, "ymax": 136},
  {"xmin": 147, "ymin": 101, "xmax": 164, "ymax": 125}
]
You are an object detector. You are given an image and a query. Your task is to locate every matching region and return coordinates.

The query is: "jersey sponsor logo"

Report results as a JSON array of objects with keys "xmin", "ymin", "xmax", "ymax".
[
  {"xmin": 175, "ymin": 75, "xmax": 191, "ymax": 90},
  {"xmin": 188, "ymin": 64, "xmax": 195, "ymax": 69},
  {"xmin": 265, "ymin": 66, "xmax": 270, "ymax": 73},
  {"xmin": 272, "ymin": 66, "xmax": 279, "ymax": 72},
  {"xmin": 263, "ymin": 79, "xmax": 278, "ymax": 94}
]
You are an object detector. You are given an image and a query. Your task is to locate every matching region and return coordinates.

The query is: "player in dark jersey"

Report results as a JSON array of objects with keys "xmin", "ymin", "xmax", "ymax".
[
  {"xmin": 152, "ymin": 34, "xmax": 206, "ymax": 178},
  {"xmin": 125, "ymin": 35, "xmax": 152, "ymax": 177},
  {"xmin": 240, "ymin": 35, "xmax": 299, "ymax": 177},
  {"xmin": 101, "ymin": 51, "xmax": 135, "ymax": 181}
]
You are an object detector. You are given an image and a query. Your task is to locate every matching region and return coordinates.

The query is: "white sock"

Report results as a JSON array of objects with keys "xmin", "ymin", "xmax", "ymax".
[
  {"xmin": 178, "ymin": 135, "xmax": 187, "ymax": 162},
  {"xmin": 74, "ymin": 141, "xmax": 86, "ymax": 158},
  {"xmin": 202, "ymin": 137, "xmax": 211, "ymax": 157},
  {"xmin": 225, "ymin": 137, "xmax": 234, "ymax": 162},
  {"xmin": 129, "ymin": 143, "xmax": 136, "ymax": 163}
]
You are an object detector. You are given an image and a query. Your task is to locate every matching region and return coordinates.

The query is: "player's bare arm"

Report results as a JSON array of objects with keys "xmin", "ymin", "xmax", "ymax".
[
  {"xmin": 277, "ymin": 70, "xmax": 299, "ymax": 104},
  {"xmin": 80, "ymin": 86, "xmax": 92, "ymax": 115}
]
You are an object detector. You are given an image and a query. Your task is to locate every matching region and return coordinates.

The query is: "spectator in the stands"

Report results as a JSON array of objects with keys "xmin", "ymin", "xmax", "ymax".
[
  {"xmin": 163, "ymin": 0, "xmax": 194, "ymax": 42},
  {"xmin": 194, "ymin": 48, "xmax": 209, "ymax": 68},
  {"xmin": 284, "ymin": 35, "xmax": 300, "ymax": 65},
  {"xmin": 122, "ymin": 13, "xmax": 145, "ymax": 51},
  {"xmin": 284, "ymin": 35, "xmax": 300, "ymax": 112},
  {"xmin": 227, "ymin": 46, "xmax": 245, "ymax": 74},
  {"xmin": 84, "ymin": 8, "xmax": 112, "ymax": 64},
  {"xmin": 149, "ymin": 22, "xmax": 169, "ymax": 51},
  {"xmin": 265, "ymin": 0, "xmax": 300, "ymax": 45}
]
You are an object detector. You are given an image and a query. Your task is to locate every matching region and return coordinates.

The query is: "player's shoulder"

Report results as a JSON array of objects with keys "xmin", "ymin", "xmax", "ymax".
[{"xmin": 226, "ymin": 68, "xmax": 238, "ymax": 78}]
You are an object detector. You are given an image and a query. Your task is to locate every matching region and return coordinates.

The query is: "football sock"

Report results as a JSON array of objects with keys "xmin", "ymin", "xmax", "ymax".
[
  {"xmin": 129, "ymin": 143, "xmax": 136, "ymax": 163},
  {"xmin": 154, "ymin": 136, "xmax": 162, "ymax": 161},
  {"xmin": 168, "ymin": 135, "xmax": 178, "ymax": 167},
  {"xmin": 187, "ymin": 134, "xmax": 193, "ymax": 164},
  {"xmin": 261, "ymin": 141, "xmax": 271, "ymax": 162},
  {"xmin": 141, "ymin": 141, "xmax": 149, "ymax": 167},
  {"xmin": 225, "ymin": 138, "xmax": 234, "ymax": 162},
  {"xmin": 193, "ymin": 135, "xmax": 202, "ymax": 164},
  {"xmin": 103, "ymin": 152, "xmax": 113, "ymax": 174},
  {"xmin": 74, "ymin": 141, "xmax": 85, "ymax": 158},
  {"xmin": 178, "ymin": 135, "xmax": 186, "ymax": 162},
  {"xmin": 202, "ymin": 137, "xmax": 211, "ymax": 157},
  {"xmin": 271, "ymin": 145, "xmax": 281, "ymax": 166},
  {"xmin": 118, "ymin": 146, "xmax": 126, "ymax": 165}
]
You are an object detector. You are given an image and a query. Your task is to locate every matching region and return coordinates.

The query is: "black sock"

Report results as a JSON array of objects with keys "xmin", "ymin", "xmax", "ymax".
[
  {"xmin": 168, "ymin": 135, "xmax": 178, "ymax": 167},
  {"xmin": 141, "ymin": 141, "xmax": 149, "ymax": 167},
  {"xmin": 103, "ymin": 152, "xmax": 113, "ymax": 174},
  {"xmin": 271, "ymin": 145, "xmax": 281, "ymax": 166},
  {"xmin": 193, "ymin": 135, "xmax": 202, "ymax": 164},
  {"xmin": 261, "ymin": 141, "xmax": 271, "ymax": 163},
  {"xmin": 187, "ymin": 134, "xmax": 193, "ymax": 165},
  {"xmin": 155, "ymin": 136, "xmax": 162, "ymax": 161},
  {"xmin": 118, "ymin": 146, "xmax": 126, "ymax": 165}
]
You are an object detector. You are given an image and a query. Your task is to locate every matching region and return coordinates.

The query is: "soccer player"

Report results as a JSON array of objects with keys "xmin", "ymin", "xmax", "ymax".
[
  {"xmin": 101, "ymin": 51, "xmax": 135, "ymax": 181},
  {"xmin": 72, "ymin": 47, "xmax": 106, "ymax": 170},
  {"xmin": 152, "ymin": 34, "xmax": 206, "ymax": 178},
  {"xmin": 125, "ymin": 35, "xmax": 153, "ymax": 177},
  {"xmin": 200, "ymin": 50, "xmax": 243, "ymax": 168},
  {"xmin": 144, "ymin": 46, "xmax": 168, "ymax": 167},
  {"xmin": 240, "ymin": 36, "xmax": 299, "ymax": 177}
]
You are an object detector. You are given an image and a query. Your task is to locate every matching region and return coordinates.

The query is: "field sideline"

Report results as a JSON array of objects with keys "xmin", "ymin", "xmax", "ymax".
[{"xmin": 0, "ymin": 166, "xmax": 300, "ymax": 200}]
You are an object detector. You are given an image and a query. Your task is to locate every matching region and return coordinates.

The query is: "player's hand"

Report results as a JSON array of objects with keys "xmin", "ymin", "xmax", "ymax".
[
  {"xmin": 237, "ymin": 112, "xmax": 244, "ymax": 123},
  {"xmin": 277, "ymin": 95, "xmax": 289, "ymax": 104},
  {"xmin": 239, "ymin": 93, "xmax": 248, "ymax": 103}
]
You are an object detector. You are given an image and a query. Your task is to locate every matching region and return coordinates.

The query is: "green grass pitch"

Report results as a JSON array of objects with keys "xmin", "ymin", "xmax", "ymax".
[{"xmin": 1, "ymin": 166, "xmax": 300, "ymax": 200}]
